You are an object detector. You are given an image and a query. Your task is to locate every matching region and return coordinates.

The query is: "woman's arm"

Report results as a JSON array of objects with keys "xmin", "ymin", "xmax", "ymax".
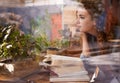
[{"xmin": 74, "ymin": 32, "xmax": 91, "ymax": 57}]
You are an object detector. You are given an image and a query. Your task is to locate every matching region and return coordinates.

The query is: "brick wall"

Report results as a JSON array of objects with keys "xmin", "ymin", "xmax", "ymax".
[{"xmin": 51, "ymin": 14, "xmax": 62, "ymax": 40}]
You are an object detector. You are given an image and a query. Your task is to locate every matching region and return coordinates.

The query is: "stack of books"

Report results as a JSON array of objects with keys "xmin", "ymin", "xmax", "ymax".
[{"xmin": 44, "ymin": 55, "xmax": 90, "ymax": 82}]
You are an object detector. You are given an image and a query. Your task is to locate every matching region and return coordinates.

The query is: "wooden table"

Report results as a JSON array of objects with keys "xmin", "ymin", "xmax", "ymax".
[
  {"xmin": 1, "ymin": 66, "xmax": 119, "ymax": 83},
  {"xmin": 0, "ymin": 53, "xmax": 119, "ymax": 83},
  {"xmin": 0, "ymin": 68, "xmax": 50, "ymax": 83}
]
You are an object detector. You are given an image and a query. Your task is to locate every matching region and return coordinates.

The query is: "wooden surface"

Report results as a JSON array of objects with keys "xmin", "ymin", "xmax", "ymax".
[
  {"xmin": 0, "ymin": 71, "xmax": 50, "ymax": 83},
  {"xmin": 0, "ymin": 65, "xmax": 119, "ymax": 83},
  {"xmin": 0, "ymin": 52, "xmax": 119, "ymax": 83},
  {"xmin": 0, "ymin": 59, "xmax": 42, "ymax": 82},
  {"xmin": 0, "ymin": 68, "xmax": 89, "ymax": 83}
]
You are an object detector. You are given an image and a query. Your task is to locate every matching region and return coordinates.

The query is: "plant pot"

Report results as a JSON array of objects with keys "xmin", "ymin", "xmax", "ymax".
[{"xmin": 47, "ymin": 47, "xmax": 59, "ymax": 55}]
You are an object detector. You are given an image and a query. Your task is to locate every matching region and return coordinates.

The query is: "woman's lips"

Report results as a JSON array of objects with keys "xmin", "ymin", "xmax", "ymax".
[{"xmin": 76, "ymin": 28, "xmax": 80, "ymax": 32}]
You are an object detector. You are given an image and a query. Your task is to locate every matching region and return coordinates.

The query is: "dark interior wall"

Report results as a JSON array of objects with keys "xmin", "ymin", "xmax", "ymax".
[{"xmin": 104, "ymin": 0, "xmax": 120, "ymax": 35}]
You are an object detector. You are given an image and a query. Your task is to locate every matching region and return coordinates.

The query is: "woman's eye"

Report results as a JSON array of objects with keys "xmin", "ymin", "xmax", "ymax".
[
  {"xmin": 78, "ymin": 14, "xmax": 85, "ymax": 19},
  {"xmin": 79, "ymin": 16, "xmax": 85, "ymax": 19}
]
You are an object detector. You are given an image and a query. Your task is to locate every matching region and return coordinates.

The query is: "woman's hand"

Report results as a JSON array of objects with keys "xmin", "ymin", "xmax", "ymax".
[
  {"xmin": 74, "ymin": 31, "xmax": 90, "ymax": 57},
  {"xmin": 74, "ymin": 31, "xmax": 87, "ymax": 39}
]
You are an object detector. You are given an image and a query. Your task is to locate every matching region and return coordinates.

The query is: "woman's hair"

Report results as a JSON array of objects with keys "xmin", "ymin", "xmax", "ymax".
[
  {"xmin": 77, "ymin": 0, "xmax": 110, "ymax": 54},
  {"xmin": 78, "ymin": 0, "xmax": 104, "ymax": 20}
]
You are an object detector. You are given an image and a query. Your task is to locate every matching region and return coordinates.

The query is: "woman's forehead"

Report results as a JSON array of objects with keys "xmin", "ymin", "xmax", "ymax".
[{"xmin": 77, "ymin": 8, "xmax": 89, "ymax": 16}]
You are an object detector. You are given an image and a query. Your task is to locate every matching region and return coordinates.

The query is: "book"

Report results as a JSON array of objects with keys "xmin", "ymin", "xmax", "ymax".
[
  {"xmin": 47, "ymin": 55, "xmax": 90, "ymax": 82},
  {"xmin": 50, "ymin": 65, "xmax": 88, "ymax": 77},
  {"xmin": 50, "ymin": 54, "xmax": 83, "ymax": 66},
  {"xmin": 50, "ymin": 74, "xmax": 90, "ymax": 82}
]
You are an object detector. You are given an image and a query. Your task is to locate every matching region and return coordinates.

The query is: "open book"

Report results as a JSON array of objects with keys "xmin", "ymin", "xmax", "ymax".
[{"xmin": 43, "ymin": 55, "xmax": 90, "ymax": 82}]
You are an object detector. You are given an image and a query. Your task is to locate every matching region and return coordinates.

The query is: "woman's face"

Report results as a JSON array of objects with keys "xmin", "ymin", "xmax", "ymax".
[{"xmin": 76, "ymin": 7, "xmax": 95, "ymax": 32}]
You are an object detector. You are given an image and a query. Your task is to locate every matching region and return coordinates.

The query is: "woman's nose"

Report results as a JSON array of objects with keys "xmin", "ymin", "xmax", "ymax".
[
  {"xmin": 76, "ymin": 19, "xmax": 80, "ymax": 24},
  {"xmin": 75, "ymin": 19, "xmax": 81, "ymax": 27}
]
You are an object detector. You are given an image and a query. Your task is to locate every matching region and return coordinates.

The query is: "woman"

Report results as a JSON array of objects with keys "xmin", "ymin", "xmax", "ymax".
[
  {"xmin": 74, "ymin": 0, "xmax": 105, "ymax": 59},
  {"xmin": 74, "ymin": 1, "xmax": 119, "ymax": 83}
]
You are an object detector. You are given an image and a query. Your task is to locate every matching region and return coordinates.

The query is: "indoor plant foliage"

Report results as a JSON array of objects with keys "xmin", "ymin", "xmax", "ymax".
[
  {"xmin": 30, "ymin": 12, "xmax": 70, "ymax": 52},
  {"xmin": 0, "ymin": 24, "xmax": 34, "ymax": 61}
]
